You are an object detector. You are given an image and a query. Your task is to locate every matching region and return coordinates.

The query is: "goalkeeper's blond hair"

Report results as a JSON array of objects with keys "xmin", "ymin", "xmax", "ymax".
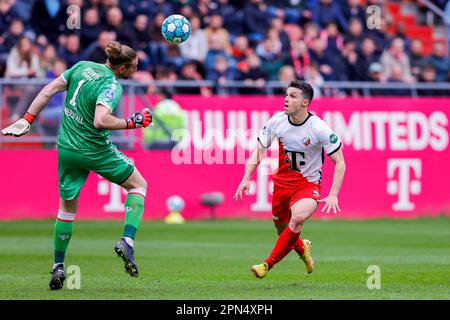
[{"xmin": 105, "ymin": 41, "xmax": 137, "ymax": 69}]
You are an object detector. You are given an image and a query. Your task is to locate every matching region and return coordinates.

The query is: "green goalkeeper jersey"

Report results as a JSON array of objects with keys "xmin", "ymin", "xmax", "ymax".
[{"xmin": 58, "ymin": 60, "xmax": 123, "ymax": 150}]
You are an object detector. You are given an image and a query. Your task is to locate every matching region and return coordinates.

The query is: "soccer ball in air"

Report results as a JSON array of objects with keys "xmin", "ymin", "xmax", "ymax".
[{"xmin": 161, "ymin": 14, "xmax": 191, "ymax": 44}]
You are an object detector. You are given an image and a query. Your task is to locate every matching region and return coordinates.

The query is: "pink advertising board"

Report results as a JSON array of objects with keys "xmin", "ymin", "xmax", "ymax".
[{"xmin": 0, "ymin": 97, "xmax": 449, "ymax": 220}]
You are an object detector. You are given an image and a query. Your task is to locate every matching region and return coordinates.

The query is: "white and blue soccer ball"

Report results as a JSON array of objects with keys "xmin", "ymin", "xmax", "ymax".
[
  {"xmin": 161, "ymin": 14, "xmax": 191, "ymax": 44},
  {"xmin": 166, "ymin": 195, "xmax": 185, "ymax": 212}
]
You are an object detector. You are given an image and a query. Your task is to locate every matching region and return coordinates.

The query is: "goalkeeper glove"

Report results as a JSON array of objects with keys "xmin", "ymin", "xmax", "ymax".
[
  {"xmin": 1, "ymin": 112, "xmax": 36, "ymax": 137},
  {"xmin": 125, "ymin": 108, "xmax": 152, "ymax": 129}
]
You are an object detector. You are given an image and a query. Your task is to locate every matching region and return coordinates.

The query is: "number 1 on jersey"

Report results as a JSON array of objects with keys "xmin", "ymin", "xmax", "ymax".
[{"xmin": 69, "ymin": 79, "xmax": 86, "ymax": 107}]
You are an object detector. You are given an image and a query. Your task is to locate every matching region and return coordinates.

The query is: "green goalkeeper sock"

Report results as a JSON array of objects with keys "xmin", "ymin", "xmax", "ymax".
[
  {"xmin": 53, "ymin": 211, "xmax": 75, "ymax": 264},
  {"xmin": 123, "ymin": 190, "xmax": 146, "ymax": 240}
]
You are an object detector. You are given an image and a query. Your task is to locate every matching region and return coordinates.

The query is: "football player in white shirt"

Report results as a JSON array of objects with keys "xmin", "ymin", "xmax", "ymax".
[{"xmin": 234, "ymin": 81, "xmax": 346, "ymax": 279}]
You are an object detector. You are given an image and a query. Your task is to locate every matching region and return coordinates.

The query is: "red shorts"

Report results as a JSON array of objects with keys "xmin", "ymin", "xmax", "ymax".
[{"xmin": 272, "ymin": 182, "xmax": 321, "ymax": 223}]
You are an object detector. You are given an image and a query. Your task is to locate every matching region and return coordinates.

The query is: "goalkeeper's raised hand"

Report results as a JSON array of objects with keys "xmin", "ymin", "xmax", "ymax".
[
  {"xmin": 125, "ymin": 108, "xmax": 152, "ymax": 129},
  {"xmin": 1, "ymin": 112, "xmax": 36, "ymax": 137}
]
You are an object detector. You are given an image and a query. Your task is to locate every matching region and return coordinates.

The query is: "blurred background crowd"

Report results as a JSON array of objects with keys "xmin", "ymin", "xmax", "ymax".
[{"xmin": 0, "ymin": 0, "xmax": 449, "ymax": 97}]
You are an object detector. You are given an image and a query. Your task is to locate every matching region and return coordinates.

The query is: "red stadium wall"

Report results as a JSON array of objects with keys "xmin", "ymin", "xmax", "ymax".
[{"xmin": 0, "ymin": 97, "xmax": 449, "ymax": 220}]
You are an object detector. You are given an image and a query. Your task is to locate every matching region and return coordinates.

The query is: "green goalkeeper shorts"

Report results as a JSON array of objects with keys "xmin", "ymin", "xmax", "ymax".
[{"xmin": 58, "ymin": 144, "xmax": 135, "ymax": 200}]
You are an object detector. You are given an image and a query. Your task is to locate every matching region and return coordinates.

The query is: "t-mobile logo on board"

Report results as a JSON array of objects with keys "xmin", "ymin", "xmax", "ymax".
[{"xmin": 386, "ymin": 159, "xmax": 422, "ymax": 211}]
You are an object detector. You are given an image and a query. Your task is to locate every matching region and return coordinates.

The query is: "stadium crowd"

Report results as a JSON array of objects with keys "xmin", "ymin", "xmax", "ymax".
[{"xmin": 0, "ymin": 0, "xmax": 449, "ymax": 97}]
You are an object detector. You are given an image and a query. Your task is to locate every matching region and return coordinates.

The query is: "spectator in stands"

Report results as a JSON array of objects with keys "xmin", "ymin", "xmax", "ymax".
[
  {"xmin": 0, "ymin": 0, "xmax": 16, "ymax": 35},
  {"xmin": 367, "ymin": 62, "xmax": 388, "ymax": 96},
  {"xmin": 283, "ymin": 23, "xmax": 303, "ymax": 43},
  {"xmin": 266, "ymin": 0, "xmax": 311, "ymax": 24},
  {"xmin": 204, "ymin": 33, "xmax": 229, "ymax": 76},
  {"xmin": 58, "ymin": 34, "xmax": 84, "ymax": 68},
  {"xmin": 180, "ymin": 15, "xmax": 209, "ymax": 64},
  {"xmin": 309, "ymin": 37, "xmax": 337, "ymax": 81},
  {"xmin": 102, "ymin": 0, "xmax": 120, "ymax": 11},
  {"xmin": 237, "ymin": 53, "xmax": 268, "ymax": 94},
  {"xmin": 321, "ymin": 22, "xmax": 344, "ymax": 55},
  {"xmin": 177, "ymin": 60, "xmax": 206, "ymax": 95},
  {"xmin": 105, "ymin": 6, "xmax": 137, "ymax": 49},
  {"xmin": 269, "ymin": 17, "xmax": 291, "ymax": 53},
  {"xmin": 278, "ymin": 65, "xmax": 296, "ymax": 83},
  {"xmin": 0, "ymin": 18, "xmax": 24, "ymax": 54},
  {"xmin": 155, "ymin": 66, "xmax": 178, "ymax": 81},
  {"xmin": 216, "ymin": 0, "xmax": 244, "ymax": 37},
  {"xmin": 80, "ymin": 7, "xmax": 103, "ymax": 48},
  {"xmin": 426, "ymin": 42, "xmax": 450, "ymax": 82},
  {"xmin": 132, "ymin": 14, "xmax": 151, "ymax": 71},
  {"xmin": 5, "ymin": 36, "xmax": 43, "ymax": 122},
  {"xmin": 419, "ymin": 64, "xmax": 438, "ymax": 83},
  {"xmin": 85, "ymin": 0, "xmax": 107, "ymax": 23},
  {"xmin": 5, "ymin": 36, "xmax": 42, "ymax": 79},
  {"xmin": 284, "ymin": 39, "xmax": 310, "ymax": 80},
  {"xmin": 367, "ymin": 16, "xmax": 392, "ymax": 50},
  {"xmin": 206, "ymin": 55, "xmax": 235, "ymax": 94},
  {"xmin": 148, "ymin": 12, "xmax": 168, "ymax": 74},
  {"xmin": 380, "ymin": 37, "xmax": 414, "ymax": 83},
  {"xmin": 119, "ymin": 0, "xmax": 153, "ymax": 21},
  {"xmin": 133, "ymin": 14, "xmax": 151, "ymax": 52},
  {"xmin": 345, "ymin": 18, "xmax": 365, "ymax": 51},
  {"xmin": 230, "ymin": 35, "xmax": 252, "ymax": 63},
  {"xmin": 30, "ymin": 0, "xmax": 67, "ymax": 44},
  {"xmin": 417, "ymin": 64, "xmax": 445, "ymax": 96},
  {"xmin": 342, "ymin": 40, "xmax": 360, "ymax": 82},
  {"xmin": 178, "ymin": 5, "xmax": 194, "ymax": 22},
  {"xmin": 193, "ymin": 0, "xmax": 215, "ymax": 28},
  {"xmin": 303, "ymin": 63, "xmax": 324, "ymax": 98},
  {"xmin": 312, "ymin": 0, "xmax": 347, "ymax": 31},
  {"xmin": 244, "ymin": 0, "xmax": 271, "ymax": 43},
  {"xmin": 148, "ymin": 0, "xmax": 173, "ymax": 20},
  {"xmin": 409, "ymin": 39, "xmax": 426, "ymax": 81},
  {"xmin": 39, "ymin": 44, "xmax": 57, "ymax": 77},
  {"xmin": 341, "ymin": 0, "xmax": 366, "ymax": 29},
  {"xmin": 205, "ymin": 14, "xmax": 231, "ymax": 54},
  {"xmin": 152, "ymin": 66, "xmax": 177, "ymax": 96},
  {"xmin": 354, "ymin": 37, "xmax": 380, "ymax": 81},
  {"xmin": 131, "ymin": 66, "xmax": 156, "ymax": 95},
  {"xmin": 274, "ymin": 64, "xmax": 297, "ymax": 94},
  {"xmin": 84, "ymin": 30, "xmax": 117, "ymax": 63},
  {"xmin": 165, "ymin": 44, "xmax": 185, "ymax": 72},
  {"xmin": 387, "ymin": 63, "xmax": 412, "ymax": 96},
  {"xmin": 393, "ymin": 22, "xmax": 411, "ymax": 51},
  {"xmin": 303, "ymin": 22, "xmax": 320, "ymax": 49},
  {"xmin": 256, "ymin": 33, "xmax": 284, "ymax": 80}
]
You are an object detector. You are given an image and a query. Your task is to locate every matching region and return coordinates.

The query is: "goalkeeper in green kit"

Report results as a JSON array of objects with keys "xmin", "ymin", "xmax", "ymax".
[{"xmin": 1, "ymin": 41, "xmax": 152, "ymax": 289}]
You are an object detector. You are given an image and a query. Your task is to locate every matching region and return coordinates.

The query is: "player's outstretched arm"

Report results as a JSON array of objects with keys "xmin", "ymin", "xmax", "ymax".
[
  {"xmin": 233, "ymin": 143, "xmax": 266, "ymax": 201},
  {"xmin": 94, "ymin": 105, "xmax": 152, "ymax": 130},
  {"xmin": 1, "ymin": 77, "xmax": 67, "ymax": 137},
  {"xmin": 318, "ymin": 148, "xmax": 346, "ymax": 214}
]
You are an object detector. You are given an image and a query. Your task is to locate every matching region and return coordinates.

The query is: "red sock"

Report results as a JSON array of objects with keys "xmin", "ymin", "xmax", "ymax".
[
  {"xmin": 264, "ymin": 227, "xmax": 300, "ymax": 270},
  {"xmin": 294, "ymin": 238, "xmax": 304, "ymax": 256}
]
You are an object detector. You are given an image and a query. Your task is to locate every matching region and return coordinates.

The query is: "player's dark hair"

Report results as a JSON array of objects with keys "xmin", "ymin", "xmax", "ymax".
[
  {"xmin": 105, "ymin": 41, "xmax": 136, "ymax": 68},
  {"xmin": 288, "ymin": 80, "xmax": 314, "ymax": 103}
]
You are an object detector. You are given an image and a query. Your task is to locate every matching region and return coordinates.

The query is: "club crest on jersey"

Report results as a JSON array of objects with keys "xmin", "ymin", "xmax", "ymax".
[
  {"xmin": 303, "ymin": 137, "xmax": 311, "ymax": 146},
  {"xmin": 330, "ymin": 133, "xmax": 338, "ymax": 144},
  {"xmin": 104, "ymin": 89, "xmax": 115, "ymax": 99},
  {"xmin": 313, "ymin": 190, "xmax": 320, "ymax": 197}
]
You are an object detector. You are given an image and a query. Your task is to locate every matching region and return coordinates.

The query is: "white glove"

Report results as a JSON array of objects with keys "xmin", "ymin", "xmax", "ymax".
[{"xmin": 1, "ymin": 118, "xmax": 31, "ymax": 137}]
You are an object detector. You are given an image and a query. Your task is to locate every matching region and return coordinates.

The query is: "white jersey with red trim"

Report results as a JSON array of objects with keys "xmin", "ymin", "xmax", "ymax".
[{"xmin": 257, "ymin": 111, "xmax": 341, "ymax": 188}]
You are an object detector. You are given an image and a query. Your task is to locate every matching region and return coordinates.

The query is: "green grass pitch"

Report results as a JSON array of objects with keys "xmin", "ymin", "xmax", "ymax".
[{"xmin": 0, "ymin": 218, "xmax": 448, "ymax": 300}]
